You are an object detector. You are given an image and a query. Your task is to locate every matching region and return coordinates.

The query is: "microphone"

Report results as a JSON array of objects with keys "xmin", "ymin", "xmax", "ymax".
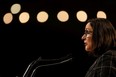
[
  {"xmin": 22, "ymin": 53, "xmax": 72, "ymax": 77},
  {"xmin": 22, "ymin": 57, "xmax": 42, "ymax": 77},
  {"xmin": 30, "ymin": 55, "xmax": 72, "ymax": 77}
]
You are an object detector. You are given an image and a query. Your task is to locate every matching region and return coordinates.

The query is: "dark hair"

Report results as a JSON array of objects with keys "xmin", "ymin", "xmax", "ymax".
[{"xmin": 87, "ymin": 18, "xmax": 116, "ymax": 56}]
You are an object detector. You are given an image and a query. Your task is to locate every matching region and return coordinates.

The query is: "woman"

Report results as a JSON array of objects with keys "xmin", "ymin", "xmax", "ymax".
[{"xmin": 81, "ymin": 18, "xmax": 116, "ymax": 77}]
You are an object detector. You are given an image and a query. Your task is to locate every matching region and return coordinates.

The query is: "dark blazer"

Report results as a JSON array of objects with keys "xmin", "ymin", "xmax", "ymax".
[{"xmin": 85, "ymin": 49, "xmax": 116, "ymax": 77}]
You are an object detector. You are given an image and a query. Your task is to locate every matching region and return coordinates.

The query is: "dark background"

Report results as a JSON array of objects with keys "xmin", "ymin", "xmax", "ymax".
[{"xmin": 0, "ymin": 0, "xmax": 115, "ymax": 77}]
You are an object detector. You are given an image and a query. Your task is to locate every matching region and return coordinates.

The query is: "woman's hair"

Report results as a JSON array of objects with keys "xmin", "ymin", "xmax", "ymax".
[{"xmin": 87, "ymin": 18, "xmax": 116, "ymax": 56}]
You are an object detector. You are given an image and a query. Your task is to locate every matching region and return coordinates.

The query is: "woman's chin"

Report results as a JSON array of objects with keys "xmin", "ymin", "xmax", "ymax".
[{"xmin": 85, "ymin": 47, "xmax": 92, "ymax": 52}]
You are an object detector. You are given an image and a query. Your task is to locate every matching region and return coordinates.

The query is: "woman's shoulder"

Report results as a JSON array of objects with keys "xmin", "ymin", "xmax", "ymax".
[
  {"xmin": 95, "ymin": 49, "xmax": 116, "ymax": 65},
  {"xmin": 95, "ymin": 49, "xmax": 116, "ymax": 66},
  {"xmin": 103, "ymin": 48, "xmax": 116, "ymax": 56}
]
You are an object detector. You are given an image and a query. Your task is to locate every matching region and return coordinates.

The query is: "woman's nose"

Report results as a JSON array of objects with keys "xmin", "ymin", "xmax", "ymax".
[{"xmin": 81, "ymin": 34, "xmax": 86, "ymax": 40}]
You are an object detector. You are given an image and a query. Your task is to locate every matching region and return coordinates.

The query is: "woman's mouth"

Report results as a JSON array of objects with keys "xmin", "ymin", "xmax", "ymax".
[{"xmin": 84, "ymin": 43, "xmax": 87, "ymax": 46}]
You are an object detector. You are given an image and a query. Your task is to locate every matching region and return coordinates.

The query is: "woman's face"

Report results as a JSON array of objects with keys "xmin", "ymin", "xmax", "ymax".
[{"xmin": 81, "ymin": 22, "xmax": 93, "ymax": 52}]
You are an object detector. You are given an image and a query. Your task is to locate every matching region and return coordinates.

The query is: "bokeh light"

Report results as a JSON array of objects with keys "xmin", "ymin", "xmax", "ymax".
[
  {"xmin": 97, "ymin": 11, "xmax": 107, "ymax": 19},
  {"xmin": 10, "ymin": 3, "xmax": 21, "ymax": 14},
  {"xmin": 57, "ymin": 10, "xmax": 69, "ymax": 22},
  {"xmin": 76, "ymin": 10, "xmax": 87, "ymax": 22},
  {"xmin": 37, "ymin": 11, "xmax": 49, "ymax": 23},
  {"xmin": 3, "ymin": 12, "xmax": 13, "ymax": 24},
  {"xmin": 19, "ymin": 12, "xmax": 30, "ymax": 24}
]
